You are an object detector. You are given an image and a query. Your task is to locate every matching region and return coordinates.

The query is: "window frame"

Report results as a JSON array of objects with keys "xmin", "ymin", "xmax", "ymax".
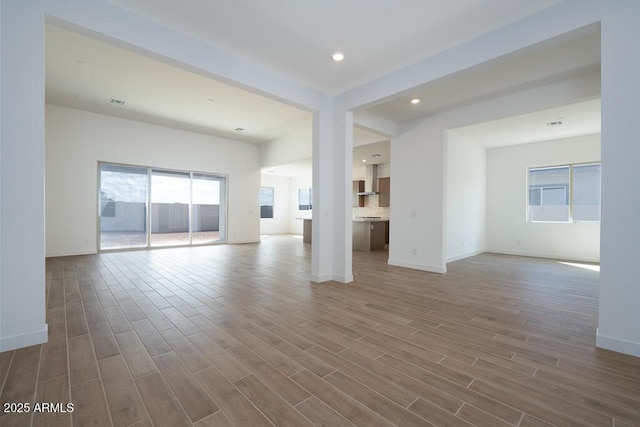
[
  {"xmin": 98, "ymin": 161, "xmax": 228, "ymax": 251},
  {"xmin": 526, "ymin": 161, "xmax": 601, "ymax": 223},
  {"xmin": 298, "ymin": 187, "xmax": 312, "ymax": 211},
  {"xmin": 260, "ymin": 187, "xmax": 275, "ymax": 219}
]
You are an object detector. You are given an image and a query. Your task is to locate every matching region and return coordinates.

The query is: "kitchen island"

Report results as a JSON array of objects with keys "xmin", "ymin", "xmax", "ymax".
[
  {"xmin": 299, "ymin": 217, "xmax": 388, "ymax": 251},
  {"xmin": 353, "ymin": 217, "xmax": 387, "ymax": 251},
  {"xmin": 298, "ymin": 218, "xmax": 312, "ymax": 243}
]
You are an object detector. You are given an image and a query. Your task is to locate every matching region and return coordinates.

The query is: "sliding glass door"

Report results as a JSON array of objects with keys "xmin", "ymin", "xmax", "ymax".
[
  {"xmin": 99, "ymin": 164, "xmax": 149, "ymax": 250},
  {"xmin": 99, "ymin": 163, "xmax": 226, "ymax": 250},
  {"xmin": 150, "ymin": 170, "xmax": 191, "ymax": 247},
  {"xmin": 192, "ymin": 173, "xmax": 225, "ymax": 244}
]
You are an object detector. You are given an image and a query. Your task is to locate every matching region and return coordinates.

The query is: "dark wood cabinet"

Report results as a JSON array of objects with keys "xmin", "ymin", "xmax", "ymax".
[
  {"xmin": 353, "ymin": 221, "xmax": 386, "ymax": 251},
  {"xmin": 352, "ymin": 180, "xmax": 365, "ymax": 207},
  {"xmin": 378, "ymin": 177, "xmax": 390, "ymax": 207}
]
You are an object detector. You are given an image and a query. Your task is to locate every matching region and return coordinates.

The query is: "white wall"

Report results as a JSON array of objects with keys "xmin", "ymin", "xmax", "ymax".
[
  {"xmin": 46, "ymin": 104, "xmax": 261, "ymax": 256},
  {"xmin": 487, "ymin": 134, "xmax": 601, "ymax": 262},
  {"xmin": 260, "ymin": 174, "xmax": 291, "ymax": 235},
  {"xmin": 446, "ymin": 132, "xmax": 487, "ymax": 263},
  {"xmin": 259, "ymin": 121, "xmax": 312, "ymax": 169},
  {"xmin": 352, "ymin": 162, "xmax": 390, "ymax": 180},
  {"xmin": 389, "ymin": 118, "xmax": 447, "ymax": 273}
]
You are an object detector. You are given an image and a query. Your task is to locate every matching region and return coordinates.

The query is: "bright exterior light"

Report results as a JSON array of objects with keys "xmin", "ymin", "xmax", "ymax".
[
  {"xmin": 332, "ymin": 51, "xmax": 345, "ymax": 62},
  {"xmin": 362, "ymin": 159, "xmax": 367, "ymax": 162},
  {"xmin": 410, "ymin": 98, "xmax": 421, "ymax": 105}
]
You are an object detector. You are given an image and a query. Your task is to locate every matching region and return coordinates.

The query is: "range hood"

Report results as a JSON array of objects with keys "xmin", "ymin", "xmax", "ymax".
[{"xmin": 357, "ymin": 164, "xmax": 378, "ymax": 195}]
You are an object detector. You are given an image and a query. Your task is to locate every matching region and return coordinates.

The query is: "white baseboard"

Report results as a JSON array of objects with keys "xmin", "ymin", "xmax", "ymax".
[
  {"xmin": 486, "ymin": 248, "xmax": 599, "ymax": 263},
  {"xmin": 228, "ymin": 239, "xmax": 260, "ymax": 244},
  {"xmin": 0, "ymin": 324, "xmax": 48, "ymax": 352},
  {"xmin": 310, "ymin": 272, "xmax": 353, "ymax": 283},
  {"xmin": 310, "ymin": 273, "xmax": 334, "ymax": 283},
  {"xmin": 446, "ymin": 250, "xmax": 485, "ymax": 263},
  {"xmin": 46, "ymin": 249, "xmax": 96, "ymax": 258},
  {"xmin": 332, "ymin": 274, "xmax": 354, "ymax": 284},
  {"xmin": 387, "ymin": 258, "xmax": 447, "ymax": 274},
  {"xmin": 596, "ymin": 329, "xmax": 640, "ymax": 357}
]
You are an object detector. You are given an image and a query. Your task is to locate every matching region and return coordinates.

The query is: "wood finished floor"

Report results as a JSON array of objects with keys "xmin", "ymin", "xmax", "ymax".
[{"xmin": 1, "ymin": 235, "xmax": 639, "ymax": 426}]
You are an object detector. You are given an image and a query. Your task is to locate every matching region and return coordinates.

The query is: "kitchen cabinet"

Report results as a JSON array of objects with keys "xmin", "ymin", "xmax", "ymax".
[
  {"xmin": 302, "ymin": 219, "xmax": 312, "ymax": 243},
  {"xmin": 378, "ymin": 177, "xmax": 390, "ymax": 207},
  {"xmin": 353, "ymin": 220, "xmax": 386, "ymax": 251},
  {"xmin": 352, "ymin": 180, "xmax": 365, "ymax": 207}
]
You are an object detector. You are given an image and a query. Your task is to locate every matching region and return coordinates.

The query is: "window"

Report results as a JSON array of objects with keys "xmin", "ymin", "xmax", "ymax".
[
  {"xmin": 99, "ymin": 162, "xmax": 226, "ymax": 250},
  {"xmin": 260, "ymin": 187, "xmax": 274, "ymax": 219},
  {"xmin": 572, "ymin": 163, "xmax": 601, "ymax": 221},
  {"xmin": 528, "ymin": 166, "xmax": 570, "ymax": 222},
  {"xmin": 528, "ymin": 163, "xmax": 600, "ymax": 222},
  {"xmin": 298, "ymin": 187, "xmax": 312, "ymax": 210}
]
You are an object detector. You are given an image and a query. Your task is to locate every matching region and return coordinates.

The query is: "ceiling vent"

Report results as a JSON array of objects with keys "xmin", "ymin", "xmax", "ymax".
[
  {"xmin": 109, "ymin": 98, "xmax": 126, "ymax": 106},
  {"xmin": 546, "ymin": 120, "xmax": 563, "ymax": 127}
]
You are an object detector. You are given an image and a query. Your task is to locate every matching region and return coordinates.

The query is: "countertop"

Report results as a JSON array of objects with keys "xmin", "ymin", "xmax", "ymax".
[
  {"xmin": 299, "ymin": 218, "xmax": 388, "ymax": 222},
  {"xmin": 353, "ymin": 217, "xmax": 389, "ymax": 222}
]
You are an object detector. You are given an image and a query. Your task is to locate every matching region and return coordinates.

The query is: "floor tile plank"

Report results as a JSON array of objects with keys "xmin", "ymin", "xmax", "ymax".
[
  {"xmin": 290, "ymin": 369, "xmax": 394, "ymax": 427},
  {"xmin": 233, "ymin": 374, "xmax": 314, "ymax": 426},
  {"xmin": 153, "ymin": 351, "xmax": 219, "ymax": 423},
  {"xmin": 196, "ymin": 367, "xmax": 273, "ymax": 427},
  {"xmin": 2, "ymin": 238, "xmax": 637, "ymax": 427},
  {"xmin": 99, "ymin": 355, "xmax": 148, "ymax": 426},
  {"xmin": 295, "ymin": 396, "xmax": 355, "ymax": 427},
  {"xmin": 68, "ymin": 334, "xmax": 100, "ymax": 385},
  {"xmin": 227, "ymin": 344, "xmax": 309, "ymax": 405},
  {"xmin": 32, "ymin": 375, "xmax": 73, "ymax": 426},
  {"xmin": 70, "ymin": 378, "xmax": 112, "ymax": 426},
  {"xmin": 135, "ymin": 372, "xmax": 191, "ymax": 427},
  {"xmin": 114, "ymin": 330, "xmax": 158, "ymax": 378}
]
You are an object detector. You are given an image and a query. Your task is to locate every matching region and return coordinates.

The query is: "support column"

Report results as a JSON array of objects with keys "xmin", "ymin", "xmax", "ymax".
[
  {"xmin": 597, "ymin": 0, "xmax": 640, "ymax": 357},
  {"xmin": 332, "ymin": 108, "xmax": 354, "ymax": 283},
  {"xmin": 310, "ymin": 108, "xmax": 333, "ymax": 282},
  {"xmin": 0, "ymin": 0, "xmax": 48, "ymax": 351},
  {"xmin": 310, "ymin": 106, "xmax": 353, "ymax": 283}
]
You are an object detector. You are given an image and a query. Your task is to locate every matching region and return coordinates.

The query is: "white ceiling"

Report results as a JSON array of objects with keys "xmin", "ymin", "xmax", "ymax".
[
  {"xmin": 46, "ymin": 25, "xmax": 311, "ymax": 144},
  {"xmin": 450, "ymin": 98, "xmax": 601, "ymax": 148},
  {"xmin": 46, "ymin": 1, "xmax": 602, "ymax": 178},
  {"xmin": 106, "ymin": 0, "xmax": 563, "ymax": 95},
  {"xmin": 368, "ymin": 28, "xmax": 601, "ymax": 123}
]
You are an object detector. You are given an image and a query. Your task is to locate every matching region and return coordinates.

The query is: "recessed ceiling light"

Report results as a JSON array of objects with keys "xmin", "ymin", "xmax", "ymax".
[
  {"xmin": 362, "ymin": 159, "xmax": 367, "ymax": 163},
  {"xmin": 332, "ymin": 51, "xmax": 345, "ymax": 62},
  {"xmin": 545, "ymin": 120, "xmax": 563, "ymax": 127},
  {"xmin": 235, "ymin": 127, "xmax": 245, "ymax": 132},
  {"xmin": 207, "ymin": 98, "xmax": 214, "ymax": 103},
  {"xmin": 109, "ymin": 98, "xmax": 126, "ymax": 106},
  {"xmin": 410, "ymin": 98, "xmax": 421, "ymax": 105}
]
